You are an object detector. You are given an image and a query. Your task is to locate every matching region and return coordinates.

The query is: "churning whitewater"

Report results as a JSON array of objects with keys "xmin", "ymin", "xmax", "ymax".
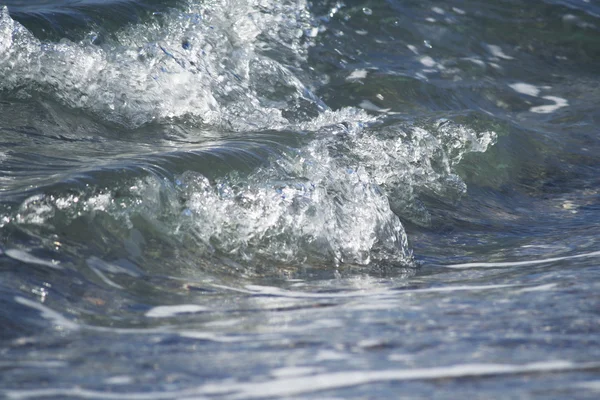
[{"xmin": 0, "ymin": 0, "xmax": 495, "ymax": 272}]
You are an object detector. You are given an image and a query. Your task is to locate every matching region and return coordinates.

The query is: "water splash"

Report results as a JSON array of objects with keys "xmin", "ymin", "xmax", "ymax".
[
  {"xmin": 0, "ymin": 1, "xmax": 318, "ymax": 130},
  {"xmin": 3, "ymin": 114, "xmax": 495, "ymax": 271},
  {"xmin": 0, "ymin": 0, "xmax": 496, "ymax": 273}
]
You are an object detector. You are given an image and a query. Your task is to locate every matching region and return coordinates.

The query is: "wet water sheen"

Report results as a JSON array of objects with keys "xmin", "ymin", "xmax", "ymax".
[{"xmin": 1, "ymin": 0, "xmax": 600, "ymax": 398}]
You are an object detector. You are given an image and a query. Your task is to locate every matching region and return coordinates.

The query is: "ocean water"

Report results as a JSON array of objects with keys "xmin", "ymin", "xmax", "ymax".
[{"xmin": 0, "ymin": 0, "xmax": 599, "ymax": 398}]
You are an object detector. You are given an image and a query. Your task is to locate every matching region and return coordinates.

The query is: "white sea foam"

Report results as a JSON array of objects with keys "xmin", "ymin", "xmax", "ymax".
[
  {"xmin": 517, "ymin": 283, "xmax": 558, "ymax": 292},
  {"xmin": 419, "ymin": 56, "xmax": 437, "ymax": 67},
  {"xmin": 0, "ymin": 1, "xmax": 316, "ymax": 130},
  {"xmin": 507, "ymin": 82, "xmax": 568, "ymax": 113},
  {"xmin": 346, "ymin": 69, "xmax": 368, "ymax": 81},
  {"xmin": 509, "ymin": 82, "xmax": 541, "ymax": 97},
  {"xmin": 530, "ymin": 96, "xmax": 569, "ymax": 113},
  {"xmin": 6, "ymin": 117, "xmax": 495, "ymax": 271},
  {"xmin": 486, "ymin": 44, "xmax": 514, "ymax": 60},
  {"xmin": 0, "ymin": 0, "xmax": 496, "ymax": 271}
]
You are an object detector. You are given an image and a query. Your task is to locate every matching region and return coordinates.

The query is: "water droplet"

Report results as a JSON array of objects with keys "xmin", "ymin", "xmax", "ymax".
[{"xmin": 362, "ymin": 8, "xmax": 373, "ymax": 16}]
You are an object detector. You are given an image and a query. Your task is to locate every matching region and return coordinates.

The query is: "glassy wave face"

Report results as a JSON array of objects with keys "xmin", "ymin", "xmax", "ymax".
[{"xmin": 1, "ymin": 0, "xmax": 600, "ymax": 399}]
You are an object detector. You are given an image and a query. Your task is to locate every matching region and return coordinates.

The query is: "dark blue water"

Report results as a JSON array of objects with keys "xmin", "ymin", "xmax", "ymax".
[{"xmin": 1, "ymin": 0, "xmax": 600, "ymax": 398}]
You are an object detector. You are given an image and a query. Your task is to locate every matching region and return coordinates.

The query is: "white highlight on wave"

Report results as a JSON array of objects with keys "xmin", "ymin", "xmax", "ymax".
[
  {"xmin": 4, "ymin": 249, "xmax": 62, "ymax": 270},
  {"xmin": 442, "ymin": 250, "xmax": 600, "ymax": 269},
  {"xmin": 577, "ymin": 381, "xmax": 600, "ymax": 391},
  {"xmin": 212, "ymin": 282, "xmax": 555, "ymax": 299},
  {"xmin": 145, "ymin": 304, "xmax": 207, "ymax": 318},
  {"xmin": 4, "ymin": 360, "xmax": 599, "ymax": 399},
  {"xmin": 14, "ymin": 296, "xmax": 79, "ymax": 331},
  {"xmin": 0, "ymin": 360, "xmax": 67, "ymax": 368}
]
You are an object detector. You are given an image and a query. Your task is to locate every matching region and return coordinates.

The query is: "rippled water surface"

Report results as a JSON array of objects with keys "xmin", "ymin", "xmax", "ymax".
[{"xmin": 1, "ymin": 0, "xmax": 600, "ymax": 398}]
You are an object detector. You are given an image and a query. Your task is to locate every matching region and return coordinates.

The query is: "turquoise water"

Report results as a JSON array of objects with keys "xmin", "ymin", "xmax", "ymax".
[{"xmin": 1, "ymin": 0, "xmax": 600, "ymax": 398}]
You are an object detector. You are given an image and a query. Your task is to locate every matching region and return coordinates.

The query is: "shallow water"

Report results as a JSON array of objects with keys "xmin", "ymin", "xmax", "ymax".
[{"xmin": 1, "ymin": 0, "xmax": 600, "ymax": 398}]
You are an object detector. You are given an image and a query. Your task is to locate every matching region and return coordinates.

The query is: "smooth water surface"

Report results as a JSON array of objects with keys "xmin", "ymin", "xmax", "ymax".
[{"xmin": 1, "ymin": 0, "xmax": 599, "ymax": 398}]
